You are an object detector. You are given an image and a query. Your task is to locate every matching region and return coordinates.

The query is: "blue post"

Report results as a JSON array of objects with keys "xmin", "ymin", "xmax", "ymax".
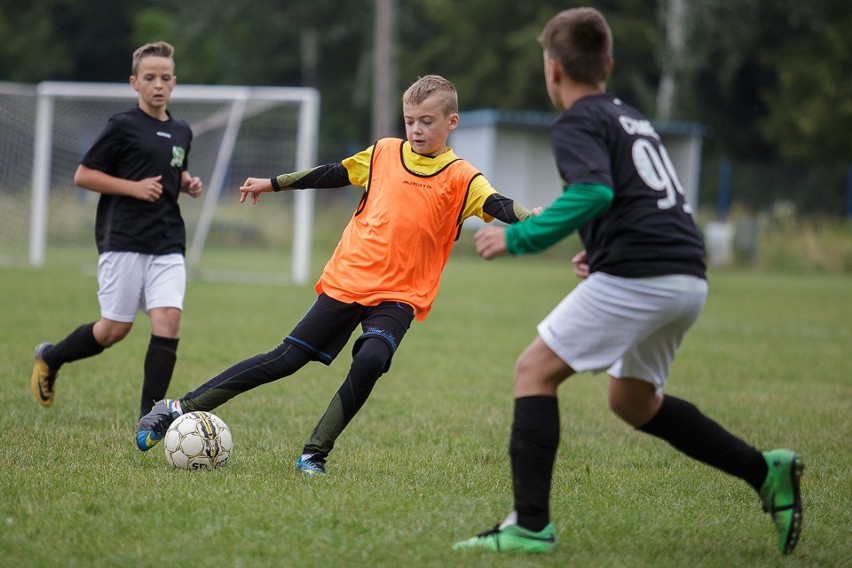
[
  {"xmin": 847, "ymin": 165, "xmax": 852, "ymax": 218},
  {"xmin": 718, "ymin": 158, "xmax": 731, "ymax": 221}
]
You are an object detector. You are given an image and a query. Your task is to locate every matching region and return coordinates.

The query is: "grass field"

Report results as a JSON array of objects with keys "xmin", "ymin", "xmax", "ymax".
[{"xmin": 2, "ymin": 253, "xmax": 850, "ymax": 567}]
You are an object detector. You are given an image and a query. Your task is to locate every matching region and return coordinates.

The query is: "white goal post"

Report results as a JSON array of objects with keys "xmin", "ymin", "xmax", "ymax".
[{"xmin": 25, "ymin": 81, "xmax": 319, "ymax": 284}]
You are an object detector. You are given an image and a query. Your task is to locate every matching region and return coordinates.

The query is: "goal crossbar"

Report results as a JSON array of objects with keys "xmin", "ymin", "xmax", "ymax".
[{"xmin": 28, "ymin": 81, "xmax": 319, "ymax": 285}]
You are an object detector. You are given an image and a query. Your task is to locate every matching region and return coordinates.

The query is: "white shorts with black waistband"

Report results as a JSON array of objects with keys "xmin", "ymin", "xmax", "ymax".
[
  {"xmin": 97, "ymin": 252, "xmax": 186, "ymax": 323},
  {"xmin": 537, "ymin": 271, "xmax": 708, "ymax": 390}
]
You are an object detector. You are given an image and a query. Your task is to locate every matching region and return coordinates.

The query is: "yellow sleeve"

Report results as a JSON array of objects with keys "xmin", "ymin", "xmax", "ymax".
[
  {"xmin": 341, "ymin": 146, "xmax": 374, "ymax": 187},
  {"xmin": 460, "ymin": 175, "xmax": 497, "ymax": 222}
]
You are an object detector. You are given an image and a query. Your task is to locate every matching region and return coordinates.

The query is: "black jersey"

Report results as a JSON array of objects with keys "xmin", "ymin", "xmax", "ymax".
[
  {"xmin": 552, "ymin": 93, "xmax": 706, "ymax": 279},
  {"xmin": 81, "ymin": 106, "xmax": 192, "ymax": 255}
]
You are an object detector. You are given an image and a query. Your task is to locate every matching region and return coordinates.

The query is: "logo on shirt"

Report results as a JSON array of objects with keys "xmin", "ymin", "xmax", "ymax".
[
  {"xmin": 403, "ymin": 180, "xmax": 431, "ymax": 190},
  {"xmin": 171, "ymin": 146, "xmax": 186, "ymax": 168},
  {"xmin": 618, "ymin": 116, "xmax": 660, "ymax": 140},
  {"xmin": 157, "ymin": 131, "xmax": 172, "ymax": 139}
]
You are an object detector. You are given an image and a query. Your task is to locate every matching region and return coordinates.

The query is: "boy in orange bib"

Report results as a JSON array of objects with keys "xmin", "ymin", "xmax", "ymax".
[{"xmin": 137, "ymin": 75, "xmax": 535, "ymax": 476}]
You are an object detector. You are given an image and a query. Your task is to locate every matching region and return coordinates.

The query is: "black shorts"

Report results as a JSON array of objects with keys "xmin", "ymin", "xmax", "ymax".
[{"xmin": 284, "ymin": 293, "xmax": 415, "ymax": 366}]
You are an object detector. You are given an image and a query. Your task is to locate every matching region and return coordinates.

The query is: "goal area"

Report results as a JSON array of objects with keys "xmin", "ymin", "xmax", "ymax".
[{"xmin": 0, "ymin": 81, "xmax": 319, "ymax": 285}]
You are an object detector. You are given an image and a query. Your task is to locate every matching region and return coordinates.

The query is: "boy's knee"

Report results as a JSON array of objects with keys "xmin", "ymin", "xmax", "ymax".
[
  {"xmin": 352, "ymin": 337, "xmax": 392, "ymax": 376},
  {"xmin": 607, "ymin": 377, "xmax": 661, "ymax": 427},
  {"xmin": 96, "ymin": 321, "xmax": 132, "ymax": 347}
]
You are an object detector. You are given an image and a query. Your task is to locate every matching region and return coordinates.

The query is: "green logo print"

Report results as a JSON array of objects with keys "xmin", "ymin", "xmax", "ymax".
[{"xmin": 171, "ymin": 146, "xmax": 186, "ymax": 168}]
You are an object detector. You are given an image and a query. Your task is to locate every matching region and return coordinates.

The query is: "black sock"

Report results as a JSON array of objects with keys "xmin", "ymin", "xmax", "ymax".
[
  {"xmin": 638, "ymin": 395, "xmax": 767, "ymax": 491},
  {"xmin": 511, "ymin": 396, "xmax": 560, "ymax": 532},
  {"xmin": 44, "ymin": 323, "xmax": 105, "ymax": 370},
  {"xmin": 141, "ymin": 335, "xmax": 179, "ymax": 417}
]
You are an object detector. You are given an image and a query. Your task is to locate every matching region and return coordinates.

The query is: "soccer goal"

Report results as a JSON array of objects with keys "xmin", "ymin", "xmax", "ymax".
[{"xmin": 0, "ymin": 81, "xmax": 319, "ymax": 285}]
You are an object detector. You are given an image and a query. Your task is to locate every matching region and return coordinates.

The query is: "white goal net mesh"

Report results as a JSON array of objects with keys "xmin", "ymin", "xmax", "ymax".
[{"xmin": 0, "ymin": 81, "xmax": 318, "ymax": 284}]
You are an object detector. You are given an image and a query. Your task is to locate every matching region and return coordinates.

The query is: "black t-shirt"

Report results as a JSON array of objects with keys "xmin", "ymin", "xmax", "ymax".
[
  {"xmin": 81, "ymin": 106, "xmax": 192, "ymax": 255},
  {"xmin": 552, "ymin": 93, "xmax": 706, "ymax": 279}
]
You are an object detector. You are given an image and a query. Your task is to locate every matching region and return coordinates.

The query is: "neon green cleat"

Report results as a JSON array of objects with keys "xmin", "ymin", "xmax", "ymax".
[
  {"xmin": 453, "ymin": 516, "xmax": 556, "ymax": 554},
  {"xmin": 759, "ymin": 449, "xmax": 804, "ymax": 555}
]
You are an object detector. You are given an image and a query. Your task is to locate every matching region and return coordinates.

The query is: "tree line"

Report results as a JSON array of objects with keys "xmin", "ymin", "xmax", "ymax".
[{"xmin": 1, "ymin": 0, "xmax": 849, "ymax": 167}]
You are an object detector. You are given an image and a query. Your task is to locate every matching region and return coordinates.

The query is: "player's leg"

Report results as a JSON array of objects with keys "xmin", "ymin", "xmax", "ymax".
[
  {"xmin": 628, "ymin": 382, "xmax": 803, "ymax": 554},
  {"xmin": 510, "ymin": 338, "xmax": 573, "ymax": 530},
  {"xmin": 31, "ymin": 252, "xmax": 139, "ymax": 407},
  {"xmin": 136, "ymin": 293, "xmax": 361, "ymax": 451},
  {"xmin": 140, "ymin": 254, "xmax": 184, "ymax": 417},
  {"xmin": 298, "ymin": 301, "xmax": 415, "ymax": 475},
  {"xmin": 142, "ymin": 307, "xmax": 180, "ymax": 417},
  {"xmin": 609, "ymin": 275, "xmax": 802, "ymax": 555},
  {"xmin": 453, "ymin": 336, "xmax": 568, "ymax": 553},
  {"xmin": 136, "ymin": 340, "xmax": 316, "ymax": 451},
  {"xmin": 455, "ymin": 273, "xmax": 655, "ymax": 554},
  {"xmin": 182, "ymin": 294, "xmax": 365, "ymax": 413}
]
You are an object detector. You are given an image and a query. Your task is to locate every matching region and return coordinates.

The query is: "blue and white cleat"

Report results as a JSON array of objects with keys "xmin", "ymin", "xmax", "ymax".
[
  {"xmin": 136, "ymin": 399, "xmax": 183, "ymax": 451},
  {"xmin": 295, "ymin": 453, "xmax": 327, "ymax": 476}
]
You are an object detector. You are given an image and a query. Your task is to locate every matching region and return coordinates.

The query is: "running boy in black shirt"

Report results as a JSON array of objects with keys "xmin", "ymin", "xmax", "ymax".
[
  {"xmin": 453, "ymin": 8, "xmax": 802, "ymax": 557},
  {"xmin": 30, "ymin": 41, "xmax": 203, "ymax": 418}
]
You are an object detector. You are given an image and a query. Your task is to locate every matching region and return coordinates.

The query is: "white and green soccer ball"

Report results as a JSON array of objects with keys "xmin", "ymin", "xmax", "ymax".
[{"xmin": 163, "ymin": 411, "xmax": 233, "ymax": 469}]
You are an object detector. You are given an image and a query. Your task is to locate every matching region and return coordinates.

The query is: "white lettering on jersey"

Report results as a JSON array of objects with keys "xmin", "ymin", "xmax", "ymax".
[
  {"xmin": 618, "ymin": 116, "xmax": 660, "ymax": 140},
  {"xmin": 156, "ymin": 131, "xmax": 172, "ymax": 139}
]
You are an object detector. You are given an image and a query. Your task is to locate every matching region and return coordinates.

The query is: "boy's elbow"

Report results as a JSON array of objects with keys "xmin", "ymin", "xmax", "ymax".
[{"xmin": 73, "ymin": 166, "xmax": 87, "ymax": 186}]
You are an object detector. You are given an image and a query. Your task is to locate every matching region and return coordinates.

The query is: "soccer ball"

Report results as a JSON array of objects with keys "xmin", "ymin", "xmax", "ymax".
[{"xmin": 163, "ymin": 411, "xmax": 233, "ymax": 469}]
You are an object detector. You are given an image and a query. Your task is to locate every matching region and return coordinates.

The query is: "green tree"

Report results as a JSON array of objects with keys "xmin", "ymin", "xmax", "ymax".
[
  {"xmin": 396, "ymin": 0, "xmax": 664, "ymax": 116},
  {"xmin": 132, "ymin": 0, "xmax": 373, "ymax": 160},
  {"xmin": 758, "ymin": 2, "xmax": 852, "ymax": 165},
  {"xmin": 683, "ymin": 0, "xmax": 852, "ymax": 165},
  {"xmin": 0, "ymin": 3, "xmax": 70, "ymax": 81}
]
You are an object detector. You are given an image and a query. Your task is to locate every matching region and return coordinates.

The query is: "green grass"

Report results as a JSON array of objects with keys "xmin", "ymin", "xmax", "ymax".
[{"xmin": 2, "ymin": 253, "xmax": 850, "ymax": 567}]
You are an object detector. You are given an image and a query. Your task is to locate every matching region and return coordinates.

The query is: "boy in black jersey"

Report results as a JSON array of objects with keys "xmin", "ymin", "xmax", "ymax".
[
  {"xmin": 30, "ymin": 42, "xmax": 203, "ymax": 418},
  {"xmin": 453, "ymin": 8, "xmax": 802, "ymax": 557}
]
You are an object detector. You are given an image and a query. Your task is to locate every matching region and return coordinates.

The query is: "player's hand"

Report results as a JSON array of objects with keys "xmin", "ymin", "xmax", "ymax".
[
  {"xmin": 531, "ymin": 206, "xmax": 544, "ymax": 216},
  {"xmin": 474, "ymin": 226, "xmax": 509, "ymax": 260},
  {"xmin": 572, "ymin": 249, "xmax": 589, "ymax": 279},
  {"xmin": 136, "ymin": 175, "xmax": 163, "ymax": 202},
  {"xmin": 239, "ymin": 177, "xmax": 273, "ymax": 205},
  {"xmin": 183, "ymin": 175, "xmax": 203, "ymax": 198}
]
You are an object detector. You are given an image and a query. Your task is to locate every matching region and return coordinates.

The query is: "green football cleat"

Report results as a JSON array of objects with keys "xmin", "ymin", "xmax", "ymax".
[
  {"xmin": 759, "ymin": 449, "xmax": 804, "ymax": 555},
  {"xmin": 453, "ymin": 517, "xmax": 556, "ymax": 554}
]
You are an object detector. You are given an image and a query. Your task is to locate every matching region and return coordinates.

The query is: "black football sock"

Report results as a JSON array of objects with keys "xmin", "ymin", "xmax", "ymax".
[
  {"xmin": 141, "ymin": 335, "xmax": 179, "ymax": 417},
  {"xmin": 638, "ymin": 395, "xmax": 768, "ymax": 491},
  {"xmin": 43, "ymin": 322, "xmax": 105, "ymax": 370},
  {"xmin": 511, "ymin": 395, "xmax": 560, "ymax": 532}
]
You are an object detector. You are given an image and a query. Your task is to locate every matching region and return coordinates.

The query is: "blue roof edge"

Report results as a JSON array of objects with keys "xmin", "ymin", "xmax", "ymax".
[{"xmin": 458, "ymin": 108, "xmax": 710, "ymax": 137}]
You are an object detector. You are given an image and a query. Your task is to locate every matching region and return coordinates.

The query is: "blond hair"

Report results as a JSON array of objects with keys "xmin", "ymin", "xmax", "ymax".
[
  {"xmin": 402, "ymin": 75, "xmax": 458, "ymax": 115},
  {"xmin": 131, "ymin": 41, "xmax": 175, "ymax": 75}
]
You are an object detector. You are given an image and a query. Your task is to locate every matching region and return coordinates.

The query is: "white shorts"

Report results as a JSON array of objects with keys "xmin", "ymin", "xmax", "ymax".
[
  {"xmin": 97, "ymin": 252, "xmax": 186, "ymax": 323},
  {"xmin": 537, "ymin": 272, "xmax": 707, "ymax": 389}
]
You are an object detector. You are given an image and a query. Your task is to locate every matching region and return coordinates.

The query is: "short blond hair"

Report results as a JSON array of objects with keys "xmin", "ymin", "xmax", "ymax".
[
  {"xmin": 131, "ymin": 41, "xmax": 175, "ymax": 75},
  {"xmin": 402, "ymin": 75, "xmax": 458, "ymax": 115}
]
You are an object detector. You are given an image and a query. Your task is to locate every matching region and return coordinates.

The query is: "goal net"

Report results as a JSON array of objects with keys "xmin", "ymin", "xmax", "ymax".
[{"xmin": 0, "ymin": 81, "xmax": 319, "ymax": 285}]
